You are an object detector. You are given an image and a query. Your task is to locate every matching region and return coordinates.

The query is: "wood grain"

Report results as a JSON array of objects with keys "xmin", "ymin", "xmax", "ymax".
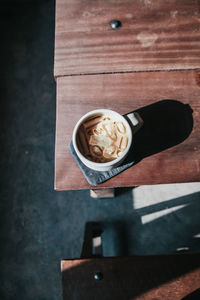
[
  {"xmin": 54, "ymin": 0, "xmax": 200, "ymax": 77},
  {"xmin": 55, "ymin": 70, "xmax": 200, "ymax": 190},
  {"xmin": 61, "ymin": 254, "xmax": 200, "ymax": 300}
]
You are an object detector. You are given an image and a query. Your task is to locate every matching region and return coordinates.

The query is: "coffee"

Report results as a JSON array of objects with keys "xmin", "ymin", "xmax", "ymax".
[{"xmin": 76, "ymin": 114, "xmax": 129, "ymax": 163}]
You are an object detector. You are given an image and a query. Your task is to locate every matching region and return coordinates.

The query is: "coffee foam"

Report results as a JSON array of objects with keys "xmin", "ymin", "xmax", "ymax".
[{"xmin": 77, "ymin": 114, "xmax": 129, "ymax": 163}]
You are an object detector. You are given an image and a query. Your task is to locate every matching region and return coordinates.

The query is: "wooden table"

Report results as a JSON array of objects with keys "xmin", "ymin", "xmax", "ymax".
[
  {"xmin": 61, "ymin": 223, "xmax": 200, "ymax": 299},
  {"xmin": 61, "ymin": 254, "xmax": 200, "ymax": 300},
  {"xmin": 54, "ymin": 0, "xmax": 200, "ymax": 192}
]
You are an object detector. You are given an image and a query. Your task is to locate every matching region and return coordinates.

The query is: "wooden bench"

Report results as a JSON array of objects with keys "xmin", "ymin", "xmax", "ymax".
[
  {"xmin": 61, "ymin": 222, "xmax": 200, "ymax": 299},
  {"xmin": 54, "ymin": 0, "xmax": 200, "ymax": 194}
]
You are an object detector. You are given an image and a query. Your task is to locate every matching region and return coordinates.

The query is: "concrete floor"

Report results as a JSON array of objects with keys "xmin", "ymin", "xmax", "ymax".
[{"xmin": 0, "ymin": 1, "xmax": 200, "ymax": 299}]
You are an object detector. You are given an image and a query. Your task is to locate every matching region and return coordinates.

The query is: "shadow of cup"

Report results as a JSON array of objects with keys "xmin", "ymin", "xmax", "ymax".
[{"xmin": 127, "ymin": 99, "xmax": 193, "ymax": 163}]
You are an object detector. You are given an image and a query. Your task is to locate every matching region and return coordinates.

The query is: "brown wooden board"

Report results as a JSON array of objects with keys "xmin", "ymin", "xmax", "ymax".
[
  {"xmin": 54, "ymin": 0, "xmax": 200, "ymax": 77},
  {"xmin": 55, "ymin": 70, "xmax": 200, "ymax": 190},
  {"xmin": 61, "ymin": 254, "xmax": 200, "ymax": 300}
]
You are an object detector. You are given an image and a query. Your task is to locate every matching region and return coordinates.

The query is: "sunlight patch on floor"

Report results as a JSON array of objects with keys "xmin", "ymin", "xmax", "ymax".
[
  {"xmin": 132, "ymin": 183, "xmax": 200, "ymax": 210},
  {"xmin": 194, "ymin": 233, "xmax": 200, "ymax": 238},
  {"xmin": 141, "ymin": 204, "xmax": 188, "ymax": 224}
]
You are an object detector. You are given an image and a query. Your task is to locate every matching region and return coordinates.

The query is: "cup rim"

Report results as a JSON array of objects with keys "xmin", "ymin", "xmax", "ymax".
[{"xmin": 72, "ymin": 109, "xmax": 133, "ymax": 167}]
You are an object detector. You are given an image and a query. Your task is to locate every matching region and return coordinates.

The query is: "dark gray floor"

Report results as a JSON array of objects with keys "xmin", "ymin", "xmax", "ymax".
[
  {"xmin": 0, "ymin": 2, "xmax": 134, "ymax": 299},
  {"xmin": 1, "ymin": 1, "xmax": 200, "ymax": 300}
]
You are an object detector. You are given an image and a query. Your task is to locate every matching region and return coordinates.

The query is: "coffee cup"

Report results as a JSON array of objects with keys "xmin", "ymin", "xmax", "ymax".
[{"xmin": 72, "ymin": 109, "xmax": 143, "ymax": 171}]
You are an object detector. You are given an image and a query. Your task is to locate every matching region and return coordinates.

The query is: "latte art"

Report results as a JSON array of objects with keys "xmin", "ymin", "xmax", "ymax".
[{"xmin": 77, "ymin": 114, "xmax": 129, "ymax": 163}]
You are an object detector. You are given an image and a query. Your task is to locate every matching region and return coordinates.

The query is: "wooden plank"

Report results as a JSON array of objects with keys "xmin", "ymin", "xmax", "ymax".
[
  {"xmin": 90, "ymin": 189, "xmax": 115, "ymax": 198},
  {"xmin": 61, "ymin": 254, "xmax": 200, "ymax": 300},
  {"xmin": 55, "ymin": 70, "xmax": 200, "ymax": 190},
  {"xmin": 54, "ymin": 0, "xmax": 200, "ymax": 77}
]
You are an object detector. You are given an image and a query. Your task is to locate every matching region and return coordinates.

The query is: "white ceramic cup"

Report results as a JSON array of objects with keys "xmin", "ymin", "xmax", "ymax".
[{"xmin": 72, "ymin": 109, "xmax": 143, "ymax": 171}]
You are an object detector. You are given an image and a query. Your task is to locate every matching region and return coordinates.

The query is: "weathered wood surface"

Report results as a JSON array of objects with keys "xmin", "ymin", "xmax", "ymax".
[
  {"xmin": 55, "ymin": 70, "xmax": 200, "ymax": 190},
  {"xmin": 61, "ymin": 254, "xmax": 200, "ymax": 300},
  {"xmin": 54, "ymin": 0, "xmax": 200, "ymax": 77}
]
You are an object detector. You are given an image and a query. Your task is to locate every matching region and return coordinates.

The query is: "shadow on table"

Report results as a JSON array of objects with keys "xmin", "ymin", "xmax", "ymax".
[
  {"xmin": 182, "ymin": 289, "xmax": 200, "ymax": 299},
  {"xmin": 125, "ymin": 99, "xmax": 193, "ymax": 164},
  {"xmin": 61, "ymin": 253, "xmax": 200, "ymax": 300}
]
